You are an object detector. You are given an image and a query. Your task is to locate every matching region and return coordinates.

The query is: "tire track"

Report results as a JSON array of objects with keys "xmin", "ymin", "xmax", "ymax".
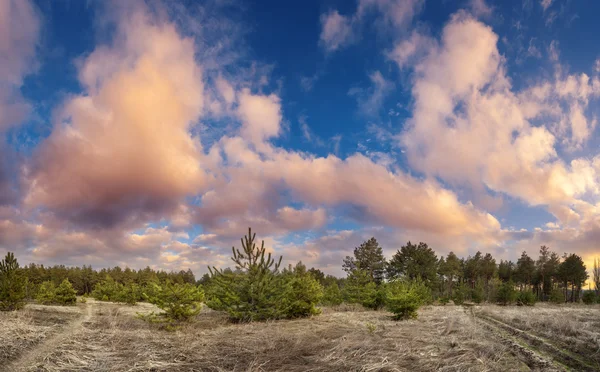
[
  {"xmin": 5, "ymin": 302, "xmax": 93, "ymax": 371},
  {"xmin": 473, "ymin": 309, "xmax": 598, "ymax": 372}
]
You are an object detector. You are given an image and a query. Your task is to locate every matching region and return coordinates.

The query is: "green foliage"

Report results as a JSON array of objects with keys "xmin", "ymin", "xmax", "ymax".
[
  {"xmin": 387, "ymin": 242, "xmax": 438, "ymax": 288},
  {"xmin": 207, "ymin": 228, "xmax": 288, "ymax": 322},
  {"xmin": 280, "ymin": 264, "xmax": 323, "ymax": 318},
  {"xmin": 36, "ymin": 281, "xmax": 57, "ymax": 305},
  {"xmin": 452, "ymin": 283, "xmax": 468, "ymax": 305},
  {"xmin": 118, "ymin": 282, "xmax": 141, "ymax": 305},
  {"xmin": 549, "ymin": 288, "xmax": 565, "ymax": 303},
  {"xmin": 582, "ymin": 291, "xmax": 597, "ymax": 305},
  {"xmin": 342, "ymin": 269, "xmax": 379, "ymax": 309},
  {"xmin": 0, "ymin": 252, "xmax": 25, "ymax": 311},
  {"xmin": 143, "ymin": 281, "xmax": 204, "ymax": 322},
  {"xmin": 322, "ymin": 283, "xmax": 343, "ymax": 306},
  {"xmin": 385, "ymin": 279, "xmax": 431, "ymax": 320},
  {"xmin": 91, "ymin": 275, "xmax": 123, "ymax": 302},
  {"xmin": 471, "ymin": 280, "xmax": 485, "ymax": 304},
  {"xmin": 342, "ymin": 237, "xmax": 387, "ymax": 284},
  {"xmin": 55, "ymin": 279, "xmax": 77, "ymax": 305},
  {"xmin": 516, "ymin": 290, "xmax": 536, "ymax": 306},
  {"xmin": 496, "ymin": 281, "xmax": 517, "ymax": 305},
  {"xmin": 439, "ymin": 296, "xmax": 450, "ymax": 305}
]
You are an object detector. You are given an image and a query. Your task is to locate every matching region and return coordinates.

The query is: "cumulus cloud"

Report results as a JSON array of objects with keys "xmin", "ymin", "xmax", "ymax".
[
  {"xmin": 25, "ymin": 4, "xmax": 206, "ymax": 228},
  {"xmin": 319, "ymin": 10, "xmax": 354, "ymax": 52},
  {"xmin": 398, "ymin": 13, "xmax": 600, "ymax": 224},
  {"xmin": 0, "ymin": 0, "xmax": 40, "ymax": 131}
]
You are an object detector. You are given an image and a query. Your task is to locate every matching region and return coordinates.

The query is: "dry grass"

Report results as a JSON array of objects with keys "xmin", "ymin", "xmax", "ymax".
[
  {"xmin": 479, "ymin": 303, "xmax": 600, "ymax": 368},
  {"xmin": 0, "ymin": 301, "xmax": 533, "ymax": 372}
]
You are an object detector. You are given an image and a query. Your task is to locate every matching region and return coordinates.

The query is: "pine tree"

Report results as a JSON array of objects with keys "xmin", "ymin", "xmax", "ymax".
[
  {"xmin": 342, "ymin": 269, "xmax": 379, "ymax": 309},
  {"xmin": 342, "ymin": 237, "xmax": 387, "ymax": 284},
  {"xmin": 207, "ymin": 228, "xmax": 285, "ymax": 322},
  {"xmin": 55, "ymin": 279, "xmax": 77, "ymax": 305},
  {"xmin": 36, "ymin": 281, "xmax": 57, "ymax": 304},
  {"xmin": 385, "ymin": 279, "xmax": 431, "ymax": 320},
  {"xmin": 280, "ymin": 262, "xmax": 323, "ymax": 318},
  {"xmin": 143, "ymin": 281, "xmax": 204, "ymax": 322},
  {"xmin": 0, "ymin": 252, "xmax": 25, "ymax": 311},
  {"xmin": 322, "ymin": 282, "xmax": 343, "ymax": 306}
]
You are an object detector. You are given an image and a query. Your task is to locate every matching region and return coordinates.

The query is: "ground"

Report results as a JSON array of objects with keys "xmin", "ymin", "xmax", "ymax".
[{"xmin": 1, "ymin": 300, "xmax": 599, "ymax": 372}]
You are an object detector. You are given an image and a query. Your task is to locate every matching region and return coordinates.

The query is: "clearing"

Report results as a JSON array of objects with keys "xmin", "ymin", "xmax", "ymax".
[{"xmin": 2, "ymin": 301, "xmax": 598, "ymax": 371}]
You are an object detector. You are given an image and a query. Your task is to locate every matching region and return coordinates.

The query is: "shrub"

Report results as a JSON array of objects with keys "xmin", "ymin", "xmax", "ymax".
[
  {"xmin": 582, "ymin": 291, "xmax": 597, "ymax": 305},
  {"xmin": 342, "ymin": 269, "xmax": 379, "ymax": 309},
  {"xmin": 439, "ymin": 296, "xmax": 450, "ymax": 305},
  {"xmin": 471, "ymin": 281, "xmax": 485, "ymax": 304},
  {"xmin": 452, "ymin": 283, "xmax": 468, "ymax": 305},
  {"xmin": 143, "ymin": 281, "xmax": 204, "ymax": 322},
  {"xmin": 280, "ymin": 263, "xmax": 323, "ymax": 318},
  {"xmin": 385, "ymin": 279, "xmax": 431, "ymax": 320},
  {"xmin": 55, "ymin": 279, "xmax": 77, "ymax": 305},
  {"xmin": 496, "ymin": 281, "xmax": 517, "ymax": 305},
  {"xmin": 322, "ymin": 283, "xmax": 343, "ymax": 306},
  {"xmin": 516, "ymin": 290, "xmax": 536, "ymax": 306},
  {"xmin": 36, "ymin": 281, "xmax": 57, "ymax": 305},
  {"xmin": 91, "ymin": 275, "xmax": 123, "ymax": 302},
  {"xmin": 118, "ymin": 282, "xmax": 141, "ymax": 305},
  {"xmin": 0, "ymin": 252, "xmax": 25, "ymax": 311},
  {"xmin": 549, "ymin": 288, "xmax": 565, "ymax": 304}
]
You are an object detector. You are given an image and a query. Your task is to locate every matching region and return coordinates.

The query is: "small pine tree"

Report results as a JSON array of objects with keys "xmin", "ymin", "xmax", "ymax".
[
  {"xmin": 322, "ymin": 283, "xmax": 343, "ymax": 306},
  {"xmin": 119, "ymin": 282, "xmax": 140, "ymax": 305},
  {"xmin": 36, "ymin": 281, "xmax": 57, "ymax": 305},
  {"xmin": 55, "ymin": 279, "xmax": 77, "ymax": 305},
  {"xmin": 516, "ymin": 290, "xmax": 536, "ymax": 306},
  {"xmin": 207, "ymin": 228, "xmax": 285, "ymax": 322},
  {"xmin": 0, "ymin": 252, "xmax": 25, "ymax": 311},
  {"xmin": 91, "ymin": 275, "xmax": 123, "ymax": 301},
  {"xmin": 280, "ymin": 263, "xmax": 323, "ymax": 318},
  {"xmin": 143, "ymin": 281, "xmax": 204, "ymax": 322},
  {"xmin": 582, "ymin": 291, "xmax": 597, "ymax": 305},
  {"xmin": 342, "ymin": 269, "xmax": 379, "ymax": 309},
  {"xmin": 471, "ymin": 280, "xmax": 485, "ymax": 304},
  {"xmin": 549, "ymin": 288, "xmax": 565, "ymax": 304},
  {"xmin": 496, "ymin": 281, "xmax": 517, "ymax": 305},
  {"xmin": 452, "ymin": 282, "xmax": 468, "ymax": 305},
  {"xmin": 385, "ymin": 279, "xmax": 431, "ymax": 320}
]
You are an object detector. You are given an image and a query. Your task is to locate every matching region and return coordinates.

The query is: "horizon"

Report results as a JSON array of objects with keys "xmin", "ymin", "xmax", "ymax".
[{"xmin": 3, "ymin": 0, "xmax": 600, "ymax": 278}]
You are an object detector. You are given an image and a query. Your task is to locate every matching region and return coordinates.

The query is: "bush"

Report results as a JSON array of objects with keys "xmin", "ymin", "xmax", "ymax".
[
  {"xmin": 516, "ymin": 290, "xmax": 536, "ymax": 306},
  {"xmin": 143, "ymin": 281, "xmax": 204, "ymax": 322},
  {"xmin": 91, "ymin": 275, "xmax": 123, "ymax": 302},
  {"xmin": 439, "ymin": 296, "xmax": 450, "ymax": 305},
  {"xmin": 118, "ymin": 282, "xmax": 141, "ymax": 305},
  {"xmin": 36, "ymin": 281, "xmax": 57, "ymax": 305},
  {"xmin": 342, "ymin": 269, "xmax": 379, "ymax": 309},
  {"xmin": 280, "ymin": 264, "xmax": 323, "ymax": 318},
  {"xmin": 471, "ymin": 281, "xmax": 485, "ymax": 304},
  {"xmin": 582, "ymin": 291, "xmax": 597, "ymax": 305},
  {"xmin": 0, "ymin": 252, "xmax": 25, "ymax": 311},
  {"xmin": 452, "ymin": 283, "xmax": 468, "ymax": 305},
  {"xmin": 549, "ymin": 288, "xmax": 565, "ymax": 304},
  {"xmin": 496, "ymin": 281, "xmax": 517, "ymax": 305},
  {"xmin": 385, "ymin": 279, "xmax": 431, "ymax": 320},
  {"xmin": 321, "ymin": 283, "xmax": 343, "ymax": 306}
]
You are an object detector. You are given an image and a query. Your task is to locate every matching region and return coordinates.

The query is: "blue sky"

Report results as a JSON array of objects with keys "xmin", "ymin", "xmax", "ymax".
[{"xmin": 2, "ymin": 0, "xmax": 600, "ymax": 276}]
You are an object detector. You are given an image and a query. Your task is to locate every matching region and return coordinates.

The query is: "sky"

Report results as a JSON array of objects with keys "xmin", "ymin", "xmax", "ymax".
[{"xmin": 2, "ymin": 0, "xmax": 600, "ymax": 277}]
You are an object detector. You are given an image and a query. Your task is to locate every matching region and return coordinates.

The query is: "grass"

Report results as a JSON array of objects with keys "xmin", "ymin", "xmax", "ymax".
[{"xmin": 5, "ymin": 301, "xmax": 590, "ymax": 371}]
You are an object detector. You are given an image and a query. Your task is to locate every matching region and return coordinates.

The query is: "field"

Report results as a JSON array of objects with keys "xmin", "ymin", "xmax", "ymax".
[{"xmin": 1, "ymin": 300, "xmax": 599, "ymax": 372}]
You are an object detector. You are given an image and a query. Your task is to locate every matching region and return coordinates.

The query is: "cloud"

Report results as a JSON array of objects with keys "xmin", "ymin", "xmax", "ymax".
[
  {"xmin": 319, "ymin": 10, "xmax": 354, "ymax": 52},
  {"xmin": 357, "ymin": 0, "xmax": 424, "ymax": 29},
  {"xmin": 469, "ymin": 0, "xmax": 492, "ymax": 18},
  {"xmin": 540, "ymin": 0, "xmax": 553, "ymax": 12},
  {"xmin": 548, "ymin": 40, "xmax": 560, "ymax": 61},
  {"xmin": 386, "ymin": 31, "xmax": 435, "ymax": 69},
  {"xmin": 236, "ymin": 88, "xmax": 282, "ymax": 148},
  {"xmin": 25, "ymin": 3, "xmax": 206, "ymax": 228},
  {"xmin": 398, "ymin": 12, "xmax": 600, "ymax": 226},
  {"xmin": 0, "ymin": 0, "xmax": 41, "ymax": 131},
  {"xmin": 348, "ymin": 71, "xmax": 395, "ymax": 115}
]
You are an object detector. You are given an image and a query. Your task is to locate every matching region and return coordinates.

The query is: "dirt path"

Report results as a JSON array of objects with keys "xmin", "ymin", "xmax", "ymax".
[
  {"xmin": 471, "ymin": 308, "xmax": 598, "ymax": 372},
  {"xmin": 6, "ymin": 302, "xmax": 93, "ymax": 372}
]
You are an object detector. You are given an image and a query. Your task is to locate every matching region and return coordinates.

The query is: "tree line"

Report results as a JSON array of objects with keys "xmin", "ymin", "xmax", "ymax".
[{"xmin": 1, "ymin": 231, "xmax": 598, "ymax": 324}]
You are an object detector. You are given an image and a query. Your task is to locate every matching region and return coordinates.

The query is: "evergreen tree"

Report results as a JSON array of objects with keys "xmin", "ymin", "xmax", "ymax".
[
  {"xmin": 143, "ymin": 281, "xmax": 204, "ymax": 322},
  {"xmin": 342, "ymin": 269, "xmax": 379, "ymax": 309},
  {"xmin": 557, "ymin": 253, "xmax": 588, "ymax": 302},
  {"xmin": 55, "ymin": 279, "xmax": 77, "ymax": 305},
  {"xmin": 387, "ymin": 241, "xmax": 438, "ymax": 288},
  {"xmin": 0, "ymin": 252, "xmax": 25, "ymax": 311},
  {"xmin": 36, "ymin": 281, "xmax": 57, "ymax": 305},
  {"xmin": 515, "ymin": 251, "xmax": 535, "ymax": 290},
  {"xmin": 439, "ymin": 252, "xmax": 462, "ymax": 297},
  {"xmin": 207, "ymin": 228, "xmax": 285, "ymax": 322},
  {"xmin": 385, "ymin": 279, "xmax": 431, "ymax": 320},
  {"xmin": 280, "ymin": 262, "xmax": 323, "ymax": 318},
  {"xmin": 342, "ymin": 237, "xmax": 387, "ymax": 283},
  {"xmin": 498, "ymin": 260, "xmax": 514, "ymax": 282},
  {"xmin": 322, "ymin": 282, "xmax": 343, "ymax": 306}
]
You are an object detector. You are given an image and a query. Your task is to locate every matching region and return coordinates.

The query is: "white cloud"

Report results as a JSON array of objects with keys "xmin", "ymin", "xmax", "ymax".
[
  {"xmin": 541, "ymin": 0, "xmax": 553, "ymax": 11},
  {"xmin": 319, "ymin": 10, "xmax": 353, "ymax": 52}
]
